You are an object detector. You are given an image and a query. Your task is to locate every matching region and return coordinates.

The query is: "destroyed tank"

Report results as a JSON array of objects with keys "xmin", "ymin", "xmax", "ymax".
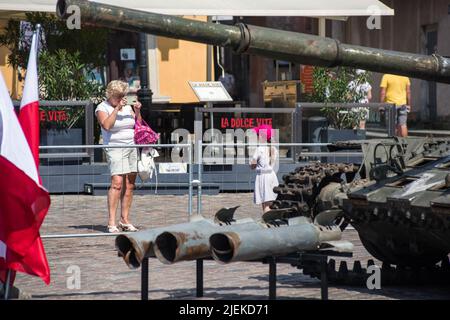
[
  {"xmin": 273, "ymin": 137, "xmax": 450, "ymax": 268},
  {"xmin": 57, "ymin": 1, "xmax": 450, "ymax": 269}
]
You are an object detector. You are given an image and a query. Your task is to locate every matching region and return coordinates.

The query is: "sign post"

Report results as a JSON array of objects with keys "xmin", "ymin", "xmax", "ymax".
[
  {"xmin": 189, "ymin": 81, "xmax": 233, "ymax": 159},
  {"xmin": 189, "ymin": 81, "xmax": 233, "ymax": 215}
]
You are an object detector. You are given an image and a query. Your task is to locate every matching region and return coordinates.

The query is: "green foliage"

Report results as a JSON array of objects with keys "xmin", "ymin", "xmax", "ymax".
[
  {"xmin": 306, "ymin": 67, "xmax": 371, "ymax": 129},
  {"xmin": 39, "ymin": 50, "xmax": 104, "ymax": 101},
  {"xmin": 0, "ymin": 18, "xmax": 26, "ymax": 69},
  {"xmin": 39, "ymin": 50, "xmax": 105, "ymax": 130},
  {"xmin": 0, "ymin": 12, "xmax": 108, "ymax": 130},
  {"xmin": 0, "ymin": 12, "xmax": 108, "ymax": 70}
]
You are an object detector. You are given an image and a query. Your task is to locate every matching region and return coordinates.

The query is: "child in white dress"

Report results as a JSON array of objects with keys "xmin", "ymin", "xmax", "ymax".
[{"xmin": 250, "ymin": 125, "xmax": 279, "ymax": 213}]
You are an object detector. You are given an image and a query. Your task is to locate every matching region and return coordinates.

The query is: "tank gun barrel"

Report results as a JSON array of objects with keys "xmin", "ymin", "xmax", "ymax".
[{"xmin": 56, "ymin": 0, "xmax": 450, "ymax": 83}]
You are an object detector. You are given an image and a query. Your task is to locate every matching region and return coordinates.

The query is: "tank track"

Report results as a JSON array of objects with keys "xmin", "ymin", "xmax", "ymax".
[
  {"xmin": 273, "ymin": 162, "xmax": 450, "ymax": 286},
  {"xmin": 270, "ymin": 162, "xmax": 360, "ymax": 219},
  {"xmin": 301, "ymin": 257, "xmax": 450, "ymax": 286}
]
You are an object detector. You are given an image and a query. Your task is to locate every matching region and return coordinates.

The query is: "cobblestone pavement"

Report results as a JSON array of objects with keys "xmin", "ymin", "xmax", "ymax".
[{"xmin": 13, "ymin": 193, "xmax": 450, "ymax": 300}]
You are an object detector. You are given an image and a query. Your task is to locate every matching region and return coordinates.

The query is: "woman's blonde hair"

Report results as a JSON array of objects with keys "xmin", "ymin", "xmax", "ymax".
[{"xmin": 106, "ymin": 80, "xmax": 129, "ymax": 99}]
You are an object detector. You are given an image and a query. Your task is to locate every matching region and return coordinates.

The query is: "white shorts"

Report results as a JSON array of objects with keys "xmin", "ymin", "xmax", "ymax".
[{"xmin": 104, "ymin": 147, "xmax": 138, "ymax": 176}]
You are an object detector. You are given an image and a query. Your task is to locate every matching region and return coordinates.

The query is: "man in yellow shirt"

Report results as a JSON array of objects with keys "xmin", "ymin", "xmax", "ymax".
[{"xmin": 380, "ymin": 74, "xmax": 411, "ymax": 137}]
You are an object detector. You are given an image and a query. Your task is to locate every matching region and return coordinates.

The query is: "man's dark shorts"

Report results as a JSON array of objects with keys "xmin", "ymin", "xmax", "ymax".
[{"xmin": 397, "ymin": 105, "xmax": 408, "ymax": 126}]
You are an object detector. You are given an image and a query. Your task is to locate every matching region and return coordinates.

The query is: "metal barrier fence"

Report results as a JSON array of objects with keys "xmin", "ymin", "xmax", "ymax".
[
  {"xmin": 13, "ymin": 100, "xmax": 95, "ymax": 162},
  {"xmin": 196, "ymin": 141, "xmax": 363, "ymax": 216},
  {"xmin": 295, "ymin": 102, "xmax": 397, "ymax": 136},
  {"xmin": 39, "ymin": 143, "xmax": 193, "ymax": 239},
  {"xmin": 194, "ymin": 103, "xmax": 396, "ymax": 163},
  {"xmin": 38, "ymin": 140, "xmax": 363, "ymax": 239}
]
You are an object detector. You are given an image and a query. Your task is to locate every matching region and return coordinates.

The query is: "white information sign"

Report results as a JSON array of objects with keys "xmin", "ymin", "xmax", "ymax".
[
  {"xmin": 189, "ymin": 81, "xmax": 233, "ymax": 102},
  {"xmin": 159, "ymin": 163, "xmax": 187, "ymax": 174},
  {"xmin": 120, "ymin": 48, "xmax": 136, "ymax": 61}
]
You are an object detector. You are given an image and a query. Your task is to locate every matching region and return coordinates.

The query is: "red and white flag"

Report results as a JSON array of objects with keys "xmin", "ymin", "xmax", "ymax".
[
  {"xmin": 19, "ymin": 30, "xmax": 40, "ymax": 169},
  {"xmin": 0, "ymin": 30, "xmax": 51, "ymax": 285}
]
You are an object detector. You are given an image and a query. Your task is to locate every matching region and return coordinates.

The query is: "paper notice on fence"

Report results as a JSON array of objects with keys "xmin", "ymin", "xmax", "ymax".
[{"xmin": 159, "ymin": 163, "xmax": 187, "ymax": 174}]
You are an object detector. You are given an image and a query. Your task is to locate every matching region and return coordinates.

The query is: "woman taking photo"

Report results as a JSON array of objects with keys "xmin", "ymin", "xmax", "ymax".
[{"xmin": 95, "ymin": 80, "xmax": 141, "ymax": 233}]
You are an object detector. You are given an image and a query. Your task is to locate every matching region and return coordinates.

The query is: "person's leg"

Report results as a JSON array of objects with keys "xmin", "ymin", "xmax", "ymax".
[
  {"xmin": 397, "ymin": 111, "xmax": 408, "ymax": 137},
  {"xmin": 400, "ymin": 125, "xmax": 408, "ymax": 137},
  {"xmin": 108, "ymin": 175, "xmax": 123, "ymax": 226},
  {"xmin": 119, "ymin": 177, "xmax": 126, "ymax": 207},
  {"xmin": 120, "ymin": 173, "xmax": 137, "ymax": 224},
  {"xmin": 396, "ymin": 125, "xmax": 401, "ymax": 137},
  {"xmin": 262, "ymin": 202, "xmax": 272, "ymax": 213}
]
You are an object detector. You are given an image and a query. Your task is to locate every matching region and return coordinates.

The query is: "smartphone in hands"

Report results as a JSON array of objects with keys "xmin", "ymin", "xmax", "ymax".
[{"xmin": 126, "ymin": 95, "xmax": 138, "ymax": 106}]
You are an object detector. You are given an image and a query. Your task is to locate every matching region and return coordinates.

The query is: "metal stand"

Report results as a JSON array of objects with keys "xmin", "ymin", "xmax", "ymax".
[
  {"xmin": 268, "ymin": 257, "xmax": 277, "ymax": 300},
  {"xmin": 3, "ymin": 269, "xmax": 12, "ymax": 300},
  {"xmin": 139, "ymin": 251, "xmax": 351, "ymax": 300},
  {"xmin": 141, "ymin": 258, "xmax": 149, "ymax": 300},
  {"xmin": 263, "ymin": 251, "xmax": 351, "ymax": 300},
  {"xmin": 140, "ymin": 258, "xmax": 204, "ymax": 300},
  {"xmin": 321, "ymin": 259, "xmax": 328, "ymax": 300},
  {"xmin": 196, "ymin": 259, "xmax": 204, "ymax": 297}
]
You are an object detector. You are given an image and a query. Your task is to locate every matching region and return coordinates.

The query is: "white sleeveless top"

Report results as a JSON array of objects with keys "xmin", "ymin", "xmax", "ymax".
[{"xmin": 95, "ymin": 101, "xmax": 135, "ymax": 145}]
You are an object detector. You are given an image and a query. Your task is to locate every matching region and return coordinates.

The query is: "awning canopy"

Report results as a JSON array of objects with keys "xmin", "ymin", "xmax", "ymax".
[{"xmin": 0, "ymin": 0, "xmax": 394, "ymax": 19}]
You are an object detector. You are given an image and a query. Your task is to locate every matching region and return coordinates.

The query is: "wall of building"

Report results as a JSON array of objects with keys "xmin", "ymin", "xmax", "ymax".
[
  {"xmin": 156, "ymin": 15, "xmax": 212, "ymax": 104},
  {"xmin": 0, "ymin": 20, "xmax": 20, "ymax": 99},
  {"xmin": 340, "ymin": 0, "xmax": 450, "ymax": 125}
]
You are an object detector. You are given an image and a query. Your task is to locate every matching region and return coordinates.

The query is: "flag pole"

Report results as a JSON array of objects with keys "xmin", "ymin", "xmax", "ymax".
[
  {"xmin": 3, "ymin": 269, "xmax": 11, "ymax": 300},
  {"xmin": 35, "ymin": 24, "xmax": 41, "ymax": 65},
  {"xmin": 35, "ymin": 23, "xmax": 41, "ymax": 36}
]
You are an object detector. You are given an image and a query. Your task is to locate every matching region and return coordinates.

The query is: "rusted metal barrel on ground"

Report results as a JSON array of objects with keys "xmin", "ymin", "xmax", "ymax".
[
  {"xmin": 116, "ymin": 215, "xmax": 265, "ymax": 267},
  {"xmin": 115, "ymin": 216, "xmax": 214, "ymax": 268},
  {"xmin": 153, "ymin": 219, "xmax": 262, "ymax": 264},
  {"xmin": 209, "ymin": 219, "xmax": 348, "ymax": 263}
]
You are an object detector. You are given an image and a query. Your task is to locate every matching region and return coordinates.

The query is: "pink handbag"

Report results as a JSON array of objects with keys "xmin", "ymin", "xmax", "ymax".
[{"xmin": 134, "ymin": 118, "xmax": 160, "ymax": 145}]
